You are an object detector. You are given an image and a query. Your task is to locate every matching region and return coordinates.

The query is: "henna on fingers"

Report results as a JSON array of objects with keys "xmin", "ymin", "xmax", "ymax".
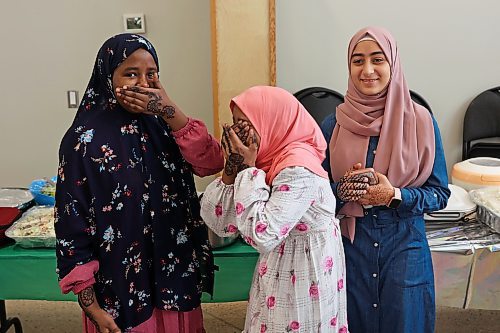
[
  {"xmin": 222, "ymin": 127, "xmax": 237, "ymax": 176},
  {"xmin": 337, "ymin": 173, "xmax": 369, "ymax": 202},
  {"xmin": 222, "ymin": 124, "xmax": 255, "ymax": 176},
  {"xmin": 231, "ymin": 121, "xmax": 250, "ymax": 144}
]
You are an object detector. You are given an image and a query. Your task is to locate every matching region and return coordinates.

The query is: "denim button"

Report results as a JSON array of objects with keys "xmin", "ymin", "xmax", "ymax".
[
  {"xmin": 372, "ymin": 273, "xmax": 378, "ymax": 278},
  {"xmin": 373, "ymin": 303, "xmax": 378, "ymax": 308},
  {"xmin": 364, "ymin": 211, "xmax": 368, "ymax": 216},
  {"xmin": 373, "ymin": 242, "xmax": 379, "ymax": 247}
]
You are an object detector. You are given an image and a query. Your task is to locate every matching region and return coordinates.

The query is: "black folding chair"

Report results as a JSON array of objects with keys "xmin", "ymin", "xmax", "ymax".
[
  {"xmin": 294, "ymin": 87, "xmax": 344, "ymax": 125},
  {"xmin": 410, "ymin": 90, "xmax": 433, "ymax": 113},
  {"xmin": 462, "ymin": 86, "xmax": 500, "ymax": 160}
]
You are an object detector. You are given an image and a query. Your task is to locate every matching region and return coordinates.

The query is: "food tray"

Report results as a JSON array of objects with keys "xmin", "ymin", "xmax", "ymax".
[
  {"xmin": 469, "ymin": 187, "xmax": 500, "ymax": 233},
  {"xmin": 476, "ymin": 205, "xmax": 500, "ymax": 233},
  {"xmin": 0, "ymin": 187, "xmax": 34, "ymax": 209},
  {"xmin": 5, "ymin": 206, "xmax": 56, "ymax": 248}
]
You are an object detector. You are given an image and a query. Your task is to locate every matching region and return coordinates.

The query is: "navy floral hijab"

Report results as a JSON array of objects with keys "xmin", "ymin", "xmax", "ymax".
[{"xmin": 55, "ymin": 34, "xmax": 213, "ymax": 330}]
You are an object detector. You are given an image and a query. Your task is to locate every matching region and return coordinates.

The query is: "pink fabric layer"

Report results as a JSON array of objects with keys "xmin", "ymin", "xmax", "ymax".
[
  {"xmin": 172, "ymin": 117, "xmax": 224, "ymax": 177},
  {"xmin": 329, "ymin": 27, "xmax": 435, "ymax": 242},
  {"xmin": 231, "ymin": 86, "xmax": 329, "ymax": 185},
  {"xmin": 59, "ymin": 260, "xmax": 99, "ymax": 294},
  {"xmin": 82, "ymin": 306, "xmax": 205, "ymax": 333}
]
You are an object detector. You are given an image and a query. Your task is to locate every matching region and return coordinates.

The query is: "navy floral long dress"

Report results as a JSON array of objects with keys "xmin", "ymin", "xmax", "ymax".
[{"xmin": 55, "ymin": 34, "xmax": 219, "ymax": 331}]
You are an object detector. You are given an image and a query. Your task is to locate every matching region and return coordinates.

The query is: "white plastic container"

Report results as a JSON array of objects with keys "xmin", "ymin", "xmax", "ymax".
[
  {"xmin": 424, "ymin": 184, "xmax": 476, "ymax": 221},
  {"xmin": 451, "ymin": 157, "xmax": 500, "ymax": 191}
]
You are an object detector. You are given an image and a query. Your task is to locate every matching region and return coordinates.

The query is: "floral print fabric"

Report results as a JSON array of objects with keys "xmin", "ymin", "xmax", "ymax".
[
  {"xmin": 201, "ymin": 167, "xmax": 348, "ymax": 332},
  {"xmin": 55, "ymin": 34, "xmax": 218, "ymax": 331}
]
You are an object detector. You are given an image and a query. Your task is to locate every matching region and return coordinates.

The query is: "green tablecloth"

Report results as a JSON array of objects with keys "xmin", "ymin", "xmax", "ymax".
[{"xmin": 0, "ymin": 239, "xmax": 258, "ymax": 303}]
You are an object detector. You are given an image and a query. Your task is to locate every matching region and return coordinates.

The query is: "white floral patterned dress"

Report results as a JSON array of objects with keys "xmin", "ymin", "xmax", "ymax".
[{"xmin": 201, "ymin": 166, "xmax": 349, "ymax": 333}]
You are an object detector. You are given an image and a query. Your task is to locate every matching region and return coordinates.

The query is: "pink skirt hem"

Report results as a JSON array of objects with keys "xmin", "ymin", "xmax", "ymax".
[{"xmin": 82, "ymin": 306, "xmax": 205, "ymax": 333}]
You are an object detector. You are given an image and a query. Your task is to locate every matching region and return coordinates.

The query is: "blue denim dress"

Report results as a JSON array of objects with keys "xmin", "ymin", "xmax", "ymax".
[{"xmin": 321, "ymin": 113, "xmax": 450, "ymax": 333}]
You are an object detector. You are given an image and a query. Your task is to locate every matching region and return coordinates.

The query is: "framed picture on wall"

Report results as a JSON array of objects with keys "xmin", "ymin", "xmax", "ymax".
[{"xmin": 123, "ymin": 14, "xmax": 146, "ymax": 34}]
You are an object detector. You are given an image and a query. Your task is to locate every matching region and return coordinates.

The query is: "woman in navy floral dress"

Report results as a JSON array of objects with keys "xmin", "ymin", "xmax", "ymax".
[{"xmin": 55, "ymin": 33, "xmax": 223, "ymax": 333}]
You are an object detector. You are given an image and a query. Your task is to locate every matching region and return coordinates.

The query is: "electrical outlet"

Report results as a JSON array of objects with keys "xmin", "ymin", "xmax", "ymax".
[{"xmin": 67, "ymin": 90, "xmax": 79, "ymax": 108}]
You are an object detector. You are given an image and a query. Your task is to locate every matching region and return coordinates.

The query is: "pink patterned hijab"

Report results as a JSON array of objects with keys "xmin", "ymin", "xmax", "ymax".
[
  {"xmin": 231, "ymin": 86, "xmax": 329, "ymax": 185},
  {"xmin": 329, "ymin": 27, "xmax": 435, "ymax": 241}
]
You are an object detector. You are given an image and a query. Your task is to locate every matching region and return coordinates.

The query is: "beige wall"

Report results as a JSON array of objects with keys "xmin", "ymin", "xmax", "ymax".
[
  {"xmin": 0, "ymin": 1, "xmax": 214, "ymax": 189},
  {"xmin": 212, "ymin": 0, "xmax": 274, "ymax": 134}
]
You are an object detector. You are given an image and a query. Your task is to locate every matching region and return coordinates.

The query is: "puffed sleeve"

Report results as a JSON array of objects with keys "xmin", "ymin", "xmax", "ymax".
[{"xmin": 171, "ymin": 117, "xmax": 224, "ymax": 177}]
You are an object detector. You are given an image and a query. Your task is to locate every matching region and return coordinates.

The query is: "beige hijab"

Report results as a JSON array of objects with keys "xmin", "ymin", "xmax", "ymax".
[{"xmin": 330, "ymin": 27, "xmax": 435, "ymax": 241}]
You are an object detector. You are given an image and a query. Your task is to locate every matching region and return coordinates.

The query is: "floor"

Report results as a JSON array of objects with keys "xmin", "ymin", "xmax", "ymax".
[{"xmin": 2, "ymin": 300, "xmax": 499, "ymax": 332}]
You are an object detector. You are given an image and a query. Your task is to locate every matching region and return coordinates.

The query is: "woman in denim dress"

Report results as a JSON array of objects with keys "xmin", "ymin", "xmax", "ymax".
[{"xmin": 321, "ymin": 26, "xmax": 450, "ymax": 333}]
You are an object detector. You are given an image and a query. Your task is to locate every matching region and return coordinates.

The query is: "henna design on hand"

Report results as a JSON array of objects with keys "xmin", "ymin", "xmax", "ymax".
[
  {"xmin": 364, "ymin": 185, "xmax": 394, "ymax": 206},
  {"xmin": 337, "ymin": 173, "xmax": 369, "ymax": 202},
  {"xmin": 146, "ymin": 92, "xmax": 173, "ymax": 117},
  {"xmin": 224, "ymin": 163, "xmax": 235, "ymax": 176},
  {"xmin": 222, "ymin": 126, "xmax": 247, "ymax": 175},
  {"xmin": 226, "ymin": 153, "xmax": 244, "ymax": 175},
  {"xmin": 231, "ymin": 121, "xmax": 249, "ymax": 145}
]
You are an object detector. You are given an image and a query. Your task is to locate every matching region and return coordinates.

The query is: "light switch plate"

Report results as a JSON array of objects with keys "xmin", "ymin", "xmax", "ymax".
[{"xmin": 67, "ymin": 90, "xmax": 79, "ymax": 108}]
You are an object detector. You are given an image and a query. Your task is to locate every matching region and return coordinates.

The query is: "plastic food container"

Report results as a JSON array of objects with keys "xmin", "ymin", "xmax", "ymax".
[
  {"xmin": 451, "ymin": 157, "xmax": 500, "ymax": 191},
  {"xmin": 0, "ymin": 188, "xmax": 34, "ymax": 243},
  {"xmin": 469, "ymin": 187, "xmax": 500, "ymax": 233},
  {"xmin": 5, "ymin": 206, "xmax": 56, "ymax": 248},
  {"xmin": 29, "ymin": 177, "xmax": 57, "ymax": 206},
  {"xmin": 424, "ymin": 184, "xmax": 476, "ymax": 222}
]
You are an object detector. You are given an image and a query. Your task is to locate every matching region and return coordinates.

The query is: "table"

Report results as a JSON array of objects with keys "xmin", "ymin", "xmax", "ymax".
[
  {"xmin": 426, "ymin": 217, "xmax": 500, "ymax": 310},
  {"xmin": 0, "ymin": 239, "xmax": 258, "ymax": 333},
  {"xmin": 431, "ymin": 248, "xmax": 499, "ymax": 309}
]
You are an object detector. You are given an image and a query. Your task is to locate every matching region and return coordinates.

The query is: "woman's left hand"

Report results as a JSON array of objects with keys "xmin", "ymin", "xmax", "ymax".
[
  {"xmin": 115, "ymin": 79, "xmax": 177, "ymax": 117},
  {"xmin": 358, "ymin": 172, "xmax": 395, "ymax": 206},
  {"xmin": 221, "ymin": 124, "xmax": 258, "ymax": 177}
]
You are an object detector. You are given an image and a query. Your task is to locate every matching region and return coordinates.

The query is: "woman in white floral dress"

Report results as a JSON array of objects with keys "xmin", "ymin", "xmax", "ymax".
[{"xmin": 201, "ymin": 86, "xmax": 348, "ymax": 332}]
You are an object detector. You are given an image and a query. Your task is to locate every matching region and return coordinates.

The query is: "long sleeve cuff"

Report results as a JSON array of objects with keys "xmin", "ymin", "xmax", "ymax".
[
  {"xmin": 59, "ymin": 260, "xmax": 99, "ymax": 294},
  {"xmin": 171, "ymin": 117, "xmax": 224, "ymax": 176}
]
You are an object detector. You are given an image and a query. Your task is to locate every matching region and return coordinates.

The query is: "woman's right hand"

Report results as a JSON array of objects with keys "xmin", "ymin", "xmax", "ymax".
[
  {"xmin": 221, "ymin": 123, "xmax": 258, "ymax": 184},
  {"xmin": 231, "ymin": 120, "xmax": 251, "ymax": 145},
  {"xmin": 337, "ymin": 163, "xmax": 370, "ymax": 202},
  {"xmin": 78, "ymin": 287, "xmax": 121, "ymax": 333},
  {"xmin": 87, "ymin": 308, "xmax": 121, "ymax": 333}
]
